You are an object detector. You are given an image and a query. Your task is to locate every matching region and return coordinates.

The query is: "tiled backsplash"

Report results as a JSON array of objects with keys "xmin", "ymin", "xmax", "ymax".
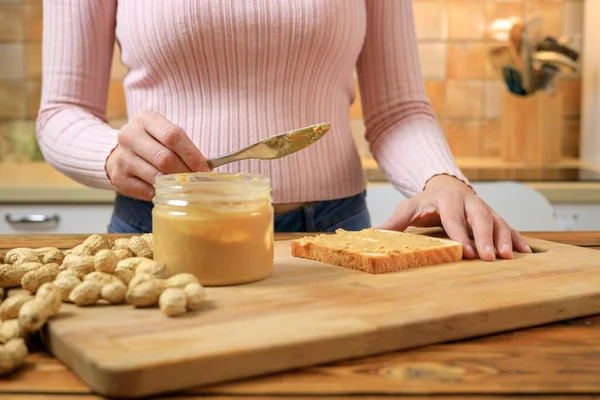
[{"xmin": 0, "ymin": 0, "xmax": 584, "ymax": 163}]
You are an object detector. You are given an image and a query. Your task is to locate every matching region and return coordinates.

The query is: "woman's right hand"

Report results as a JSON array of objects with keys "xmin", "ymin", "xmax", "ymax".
[{"xmin": 105, "ymin": 110, "xmax": 211, "ymax": 200}]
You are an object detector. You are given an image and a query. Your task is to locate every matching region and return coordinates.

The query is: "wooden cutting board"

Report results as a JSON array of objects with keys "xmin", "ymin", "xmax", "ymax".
[{"xmin": 41, "ymin": 234, "xmax": 600, "ymax": 398}]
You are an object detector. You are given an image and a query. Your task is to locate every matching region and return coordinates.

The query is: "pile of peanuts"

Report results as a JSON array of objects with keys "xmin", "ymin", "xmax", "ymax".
[{"xmin": 0, "ymin": 233, "xmax": 206, "ymax": 376}]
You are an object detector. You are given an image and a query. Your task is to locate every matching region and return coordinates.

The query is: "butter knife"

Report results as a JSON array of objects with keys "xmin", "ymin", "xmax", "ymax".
[{"xmin": 206, "ymin": 122, "xmax": 331, "ymax": 169}]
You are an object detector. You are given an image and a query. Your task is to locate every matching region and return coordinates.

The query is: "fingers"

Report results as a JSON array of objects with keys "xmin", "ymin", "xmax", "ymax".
[
  {"xmin": 464, "ymin": 197, "xmax": 496, "ymax": 261},
  {"xmin": 491, "ymin": 212, "xmax": 513, "ymax": 259},
  {"xmin": 378, "ymin": 198, "xmax": 420, "ymax": 231},
  {"xmin": 105, "ymin": 146, "xmax": 160, "ymax": 201},
  {"xmin": 137, "ymin": 111, "xmax": 210, "ymax": 172},
  {"xmin": 511, "ymin": 228, "xmax": 532, "ymax": 253},
  {"xmin": 437, "ymin": 192, "xmax": 476, "ymax": 259},
  {"xmin": 119, "ymin": 124, "xmax": 191, "ymax": 174}
]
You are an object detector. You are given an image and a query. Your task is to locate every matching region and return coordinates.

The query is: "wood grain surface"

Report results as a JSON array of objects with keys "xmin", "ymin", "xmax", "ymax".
[{"xmin": 2, "ymin": 232, "xmax": 600, "ymax": 400}]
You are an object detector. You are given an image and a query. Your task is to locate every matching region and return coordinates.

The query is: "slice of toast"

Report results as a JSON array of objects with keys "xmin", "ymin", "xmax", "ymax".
[{"xmin": 290, "ymin": 228, "xmax": 463, "ymax": 274}]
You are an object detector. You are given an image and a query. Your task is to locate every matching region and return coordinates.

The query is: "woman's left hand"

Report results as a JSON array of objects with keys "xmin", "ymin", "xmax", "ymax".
[{"xmin": 379, "ymin": 175, "xmax": 532, "ymax": 261}]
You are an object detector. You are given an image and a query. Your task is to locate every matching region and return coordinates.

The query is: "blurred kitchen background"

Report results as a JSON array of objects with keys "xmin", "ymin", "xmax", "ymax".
[{"xmin": 0, "ymin": 0, "xmax": 598, "ymax": 233}]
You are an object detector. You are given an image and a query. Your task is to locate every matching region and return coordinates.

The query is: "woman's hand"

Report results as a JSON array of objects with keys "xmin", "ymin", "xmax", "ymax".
[
  {"xmin": 105, "ymin": 111, "xmax": 211, "ymax": 200},
  {"xmin": 379, "ymin": 175, "xmax": 532, "ymax": 261}
]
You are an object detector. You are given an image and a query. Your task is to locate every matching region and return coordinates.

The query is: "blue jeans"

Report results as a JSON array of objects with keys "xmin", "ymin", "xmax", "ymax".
[{"xmin": 107, "ymin": 191, "xmax": 372, "ymax": 233}]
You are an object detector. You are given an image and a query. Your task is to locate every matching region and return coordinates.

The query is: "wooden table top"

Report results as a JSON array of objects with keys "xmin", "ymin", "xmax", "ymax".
[{"xmin": 2, "ymin": 231, "xmax": 600, "ymax": 400}]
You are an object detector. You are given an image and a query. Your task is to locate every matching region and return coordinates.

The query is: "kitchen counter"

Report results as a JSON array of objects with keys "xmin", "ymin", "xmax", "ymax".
[
  {"xmin": 2, "ymin": 159, "xmax": 600, "ymax": 204},
  {"xmin": 2, "ymin": 231, "xmax": 600, "ymax": 399}
]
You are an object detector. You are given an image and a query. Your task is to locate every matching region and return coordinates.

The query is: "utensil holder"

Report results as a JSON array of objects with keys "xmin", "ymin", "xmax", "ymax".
[{"xmin": 501, "ymin": 88, "xmax": 564, "ymax": 165}]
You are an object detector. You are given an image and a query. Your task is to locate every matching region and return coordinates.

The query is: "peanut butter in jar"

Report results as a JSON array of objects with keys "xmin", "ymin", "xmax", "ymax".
[{"xmin": 152, "ymin": 172, "xmax": 274, "ymax": 286}]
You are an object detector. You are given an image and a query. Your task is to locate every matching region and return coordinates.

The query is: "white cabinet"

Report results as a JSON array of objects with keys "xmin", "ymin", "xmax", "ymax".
[{"xmin": 0, "ymin": 204, "xmax": 114, "ymax": 234}]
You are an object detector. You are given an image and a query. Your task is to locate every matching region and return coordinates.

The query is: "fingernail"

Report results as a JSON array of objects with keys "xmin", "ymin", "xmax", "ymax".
[
  {"xmin": 525, "ymin": 245, "xmax": 532, "ymax": 253},
  {"xmin": 501, "ymin": 244, "xmax": 511, "ymax": 254},
  {"xmin": 465, "ymin": 244, "xmax": 474, "ymax": 256},
  {"xmin": 485, "ymin": 245, "xmax": 496, "ymax": 258}
]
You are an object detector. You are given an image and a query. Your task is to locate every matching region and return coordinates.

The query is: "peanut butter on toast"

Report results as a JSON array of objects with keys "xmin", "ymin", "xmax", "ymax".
[{"xmin": 290, "ymin": 228, "xmax": 463, "ymax": 274}]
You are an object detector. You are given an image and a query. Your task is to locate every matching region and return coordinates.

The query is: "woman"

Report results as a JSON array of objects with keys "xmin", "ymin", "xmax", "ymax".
[{"xmin": 36, "ymin": 0, "xmax": 531, "ymax": 261}]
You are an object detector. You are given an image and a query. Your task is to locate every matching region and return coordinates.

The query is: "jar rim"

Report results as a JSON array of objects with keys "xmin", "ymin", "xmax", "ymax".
[{"xmin": 154, "ymin": 172, "xmax": 271, "ymax": 188}]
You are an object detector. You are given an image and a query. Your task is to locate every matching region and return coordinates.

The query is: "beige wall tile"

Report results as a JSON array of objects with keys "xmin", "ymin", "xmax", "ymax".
[
  {"xmin": 0, "ymin": 4, "xmax": 24, "ymax": 40},
  {"xmin": 424, "ymin": 80, "xmax": 445, "ymax": 117},
  {"xmin": 448, "ymin": 1, "xmax": 484, "ymax": 40},
  {"xmin": 25, "ymin": 80, "xmax": 40, "ymax": 118},
  {"xmin": 485, "ymin": 1, "xmax": 523, "ymax": 23},
  {"xmin": 0, "ymin": 81, "xmax": 26, "ymax": 117},
  {"xmin": 349, "ymin": 119, "xmax": 371, "ymax": 158},
  {"xmin": 107, "ymin": 81, "xmax": 127, "ymax": 119},
  {"xmin": 447, "ymin": 43, "xmax": 485, "ymax": 79},
  {"xmin": 562, "ymin": 0, "xmax": 584, "ymax": 38},
  {"xmin": 111, "ymin": 44, "xmax": 129, "ymax": 81},
  {"xmin": 524, "ymin": 1, "xmax": 562, "ymax": 38},
  {"xmin": 484, "ymin": 79, "xmax": 505, "ymax": 119},
  {"xmin": 481, "ymin": 119, "xmax": 501, "ymax": 157},
  {"xmin": 0, "ymin": 43, "xmax": 24, "ymax": 81},
  {"xmin": 349, "ymin": 78, "xmax": 362, "ymax": 119},
  {"xmin": 443, "ymin": 119, "xmax": 482, "ymax": 157},
  {"xmin": 562, "ymin": 119, "xmax": 580, "ymax": 158},
  {"xmin": 413, "ymin": 1, "xmax": 447, "ymax": 40},
  {"xmin": 418, "ymin": 43, "xmax": 446, "ymax": 80},
  {"xmin": 24, "ymin": 2, "xmax": 42, "ymax": 40},
  {"xmin": 445, "ymin": 80, "xmax": 483, "ymax": 118},
  {"xmin": 25, "ymin": 42, "xmax": 41, "ymax": 79}
]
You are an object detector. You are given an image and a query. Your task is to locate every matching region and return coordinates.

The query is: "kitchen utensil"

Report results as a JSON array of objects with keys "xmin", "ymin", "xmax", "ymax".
[
  {"xmin": 42, "ymin": 231, "xmax": 600, "ymax": 398},
  {"xmin": 205, "ymin": 122, "xmax": 330, "ymax": 169},
  {"xmin": 536, "ymin": 65, "xmax": 562, "ymax": 94},
  {"xmin": 535, "ymin": 38, "xmax": 579, "ymax": 61},
  {"xmin": 502, "ymin": 65, "xmax": 530, "ymax": 96},
  {"xmin": 488, "ymin": 45, "xmax": 518, "ymax": 77},
  {"xmin": 508, "ymin": 18, "xmax": 524, "ymax": 69},
  {"xmin": 532, "ymin": 51, "xmax": 579, "ymax": 73}
]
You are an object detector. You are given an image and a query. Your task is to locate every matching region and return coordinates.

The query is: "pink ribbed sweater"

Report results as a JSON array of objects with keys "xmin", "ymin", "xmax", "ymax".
[{"xmin": 36, "ymin": 0, "xmax": 468, "ymax": 204}]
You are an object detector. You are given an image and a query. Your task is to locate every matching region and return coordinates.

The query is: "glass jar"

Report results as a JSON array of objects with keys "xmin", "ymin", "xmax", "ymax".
[{"xmin": 152, "ymin": 172, "xmax": 274, "ymax": 286}]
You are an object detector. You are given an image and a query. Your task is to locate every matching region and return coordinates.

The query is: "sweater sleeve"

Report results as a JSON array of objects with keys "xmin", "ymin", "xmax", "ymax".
[
  {"xmin": 356, "ymin": 0, "xmax": 471, "ymax": 198},
  {"xmin": 36, "ymin": 0, "xmax": 119, "ymax": 190}
]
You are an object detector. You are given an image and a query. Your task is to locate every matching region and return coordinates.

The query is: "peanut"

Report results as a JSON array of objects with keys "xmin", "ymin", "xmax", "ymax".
[
  {"xmin": 135, "ymin": 259, "xmax": 170, "ymax": 279},
  {"xmin": 68, "ymin": 281, "xmax": 102, "ymax": 306},
  {"xmin": 69, "ymin": 244, "xmax": 93, "ymax": 256},
  {"xmin": 128, "ymin": 236, "xmax": 153, "ymax": 259},
  {"xmin": 165, "ymin": 273, "xmax": 199, "ymax": 289},
  {"xmin": 0, "ymin": 319, "xmax": 25, "ymax": 343},
  {"xmin": 111, "ymin": 238, "xmax": 131, "ymax": 251},
  {"xmin": 35, "ymin": 282, "xmax": 62, "ymax": 316},
  {"xmin": 128, "ymin": 273, "xmax": 156, "ymax": 290},
  {"xmin": 53, "ymin": 274, "xmax": 81, "ymax": 301},
  {"xmin": 21, "ymin": 263, "xmax": 60, "ymax": 293},
  {"xmin": 0, "ymin": 338, "xmax": 29, "ymax": 376},
  {"xmin": 113, "ymin": 248, "xmax": 134, "ymax": 261},
  {"xmin": 0, "ymin": 294, "xmax": 34, "ymax": 320},
  {"xmin": 0, "ymin": 262, "xmax": 43, "ymax": 288},
  {"xmin": 63, "ymin": 255, "xmax": 94, "ymax": 279},
  {"xmin": 5, "ymin": 249, "xmax": 39, "ymax": 265},
  {"xmin": 183, "ymin": 282, "xmax": 206, "ymax": 311},
  {"xmin": 84, "ymin": 271, "xmax": 121, "ymax": 286},
  {"xmin": 126, "ymin": 279, "xmax": 166, "ymax": 307},
  {"xmin": 140, "ymin": 233, "xmax": 153, "ymax": 249},
  {"xmin": 18, "ymin": 298, "xmax": 50, "ymax": 332},
  {"xmin": 41, "ymin": 249, "xmax": 64, "ymax": 265},
  {"xmin": 81, "ymin": 234, "xmax": 111, "ymax": 255},
  {"xmin": 94, "ymin": 249, "xmax": 118, "ymax": 273},
  {"xmin": 159, "ymin": 287, "xmax": 187, "ymax": 317},
  {"xmin": 100, "ymin": 281, "xmax": 127, "ymax": 304}
]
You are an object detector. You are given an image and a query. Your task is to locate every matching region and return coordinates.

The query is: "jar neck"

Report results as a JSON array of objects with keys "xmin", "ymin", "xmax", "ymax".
[{"xmin": 153, "ymin": 172, "xmax": 272, "ymax": 207}]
